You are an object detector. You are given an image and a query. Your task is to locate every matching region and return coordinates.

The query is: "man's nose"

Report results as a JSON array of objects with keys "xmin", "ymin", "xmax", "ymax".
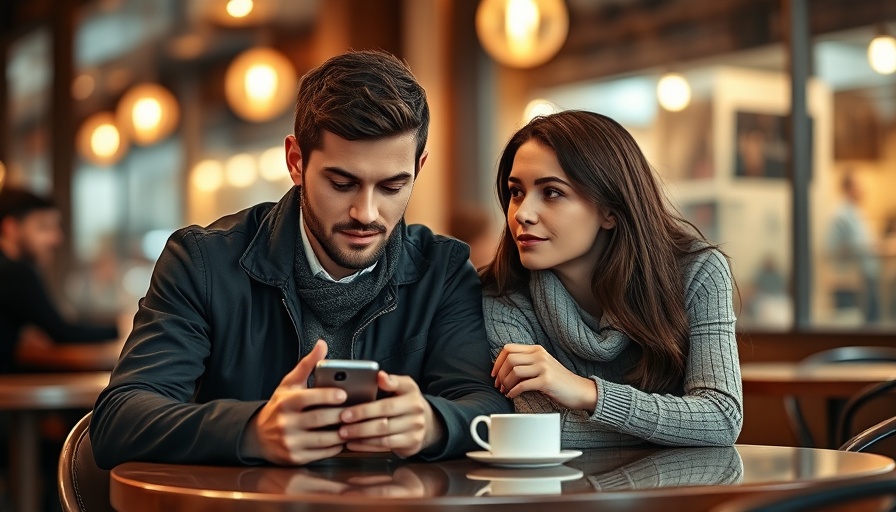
[{"xmin": 350, "ymin": 190, "xmax": 378, "ymax": 226}]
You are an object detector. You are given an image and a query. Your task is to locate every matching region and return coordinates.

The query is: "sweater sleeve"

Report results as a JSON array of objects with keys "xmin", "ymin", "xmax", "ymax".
[{"xmin": 591, "ymin": 250, "xmax": 743, "ymax": 446}]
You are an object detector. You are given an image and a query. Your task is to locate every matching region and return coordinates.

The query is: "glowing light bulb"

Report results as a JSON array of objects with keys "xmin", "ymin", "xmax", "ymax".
[
  {"xmin": 245, "ymin": 64, "xmax": 278, "ymax": 105},
  {"xmin": 226, "ymin": 0, "xmax": 254, "ymax": 18},
  {"xmin": 259, "ymin": 146, "xmax": 287, "ymax": 181},
  {"xmin": 868, "ymin": 35, "xmax": 896, "ymax": 75},
  {"xmin": 506, "ymin": 0, "xmax": 540, "ymax": 58},
  {"xmin": 132, "ymin": 97, "xmax": 163, "ymax": 134},
  {"xmin": 225, "ymin": 153, "xmax": 258, "ymax": 188},
  {"xmin": 192, "ymin": 160, "xmax": 224, "ymax": 192},
  {"xmin": 522, "ymin": 99, "xmax": 556, "ymax": 124},
  {"xmin": 657, "ymin": 73, "xmax": 691, "ymax": 112},
  {"xmin": 91, "ymin": 124, "xmax": 121, "ymax": 158}
]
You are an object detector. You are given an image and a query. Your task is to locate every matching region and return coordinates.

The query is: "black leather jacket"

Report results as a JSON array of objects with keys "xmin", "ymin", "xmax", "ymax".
[{"xmin": 91, "ymin": 187, "xmax": 511, "ymax": 468}]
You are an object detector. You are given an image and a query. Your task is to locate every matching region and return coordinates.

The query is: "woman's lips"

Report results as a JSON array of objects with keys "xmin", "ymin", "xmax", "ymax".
[{"xmin": 516, "ymin": 233, "xmax": 546, "ymax": 248}]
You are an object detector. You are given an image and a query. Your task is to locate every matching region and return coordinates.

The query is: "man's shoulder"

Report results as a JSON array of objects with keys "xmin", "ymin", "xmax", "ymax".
[
  {"xmin": 403, "ymin": 223, "xmax": 471, "ymax": 267},
  {"xmin": 171, "ymin": 202, "xmax": 276, "ymax": 249}
]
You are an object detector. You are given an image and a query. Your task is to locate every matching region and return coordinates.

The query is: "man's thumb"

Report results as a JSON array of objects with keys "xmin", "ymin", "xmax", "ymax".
[{"xmin": 280, "ymin": 339, "xmax": 327, "ymax": 388}]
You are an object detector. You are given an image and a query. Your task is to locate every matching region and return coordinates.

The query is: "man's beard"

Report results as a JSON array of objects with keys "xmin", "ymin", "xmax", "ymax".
[{"xmin": 301, "ymin": 188, "xmax": 389, "ymax": 270}]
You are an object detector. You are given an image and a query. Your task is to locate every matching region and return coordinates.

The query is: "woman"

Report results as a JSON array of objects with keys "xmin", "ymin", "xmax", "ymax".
[{"xmin": 480, "ymin": 110, "xmax": 742, "ymax": 448}]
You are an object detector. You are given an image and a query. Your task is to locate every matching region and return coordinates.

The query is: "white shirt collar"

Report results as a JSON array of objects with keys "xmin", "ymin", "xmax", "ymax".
[{"xmin": 299, "ymin": 208, "xmax": 377, "ymax": 283}]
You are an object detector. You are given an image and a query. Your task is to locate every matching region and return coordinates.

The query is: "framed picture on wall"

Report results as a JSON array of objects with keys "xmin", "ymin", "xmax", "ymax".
[{"xmin": 733, "ymin": 111, "xmax": 790, "ymax": 179}]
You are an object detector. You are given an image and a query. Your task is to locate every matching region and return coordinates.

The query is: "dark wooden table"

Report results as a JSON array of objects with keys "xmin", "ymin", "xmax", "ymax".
[
  {"xmin": 15, "ymin": 340, "xmax": 123, "ymax": 372},
  {"xmin": 0, "ymin": 371, "xmax": 110, "ymax": 512},
  {"xmin": 109, "ymin": 444, "xmax": 895, "ymax": 512}
]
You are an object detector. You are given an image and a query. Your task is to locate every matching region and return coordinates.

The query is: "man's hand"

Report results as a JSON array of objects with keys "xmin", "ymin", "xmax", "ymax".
[
  {"xmin": 240, "ymin": 340, "xmax": 349, "ymax": 465},
  {"xmin": 492, "ymin": 343, "xmax": 598, "ymax": 412},
  {"xmin": 337, "ymin": 372, "xmax": 444, "ymax": 458}
]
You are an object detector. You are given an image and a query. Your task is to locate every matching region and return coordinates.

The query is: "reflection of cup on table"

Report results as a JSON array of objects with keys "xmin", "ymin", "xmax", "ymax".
[
  {"xmin": 470, "ymin": 413, "xmax": 560, "ymax": 457},
  {"xmin": 467, "ymin": 465, "xmax": 583, "ymax": 496}
]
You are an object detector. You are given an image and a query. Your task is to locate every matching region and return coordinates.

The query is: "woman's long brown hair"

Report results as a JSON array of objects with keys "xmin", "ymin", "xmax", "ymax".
[{"xmin": 480, "ymin": 110, "xmax": 725, "ymax": 394}]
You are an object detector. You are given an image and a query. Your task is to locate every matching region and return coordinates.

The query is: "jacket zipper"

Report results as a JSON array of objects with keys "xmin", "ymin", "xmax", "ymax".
[
  {"xmin": 350, "ymin": 293, "xmax": 397, "ymax": 359},
  {"xmin": 281, "ymin": 297, "xmax": 302, "ymax": 361}
]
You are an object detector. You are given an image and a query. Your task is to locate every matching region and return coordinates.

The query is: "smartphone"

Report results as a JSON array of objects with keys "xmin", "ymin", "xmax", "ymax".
[{"xmin": 311, "ymin": 359, "xmax": 380, "ymax": 406}]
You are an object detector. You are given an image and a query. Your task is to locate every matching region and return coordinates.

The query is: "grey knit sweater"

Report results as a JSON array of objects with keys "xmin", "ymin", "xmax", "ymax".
[{"xmin": 483, "ymin": 248, "xmax": 743, "ymax": 448}]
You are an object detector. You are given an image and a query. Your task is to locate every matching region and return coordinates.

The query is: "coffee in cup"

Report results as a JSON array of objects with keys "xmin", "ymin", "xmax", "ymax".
[{"xmin": 469, "ymin": 413, "xmax": 560, "ymax": 457}]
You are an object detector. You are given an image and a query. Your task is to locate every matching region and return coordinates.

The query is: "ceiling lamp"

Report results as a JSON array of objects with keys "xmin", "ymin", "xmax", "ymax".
[
  {"xmin": 657, "ymin": 73, "xmax": 691, "ymax": 112},
  {"xmin": 259, "ymin": 146, "xmax": 287, "ymax": 181},
  {"xmin": 224, "ymin": 153, "xmax": 258, "ymax": 188},
  {"xmin": 225, "ymin": 47, "xmax": 298, "ymax": 123},
  {"xmin": 226, "ymin": 0, "xmax": 254, "ymax": 18},
  {"xmin": 76, "ymin": 112, "xmax": 128, "ymax": 166},
  {"xmin": 116, "ymin": 83, "xmax": 180, "ymax": 145},
  {"xmin": 522, "ymin": 98, "xmax": 557, "ymax": 124},
  {"xmin": 191, "ymin": 160, "xmax": 224, "ymax": 192},
  {"xmin": 868, "ymin": 26, "xmax": 896, "ymax": 75},
  {"xmin": 475, "ymin": 0, "xmax": 569, "ymax": 69}
]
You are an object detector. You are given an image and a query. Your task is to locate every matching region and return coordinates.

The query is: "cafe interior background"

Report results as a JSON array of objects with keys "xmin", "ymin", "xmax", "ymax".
[{"xmin": 1, "ymin": 0, "xmax": 894, "ymax": 446}]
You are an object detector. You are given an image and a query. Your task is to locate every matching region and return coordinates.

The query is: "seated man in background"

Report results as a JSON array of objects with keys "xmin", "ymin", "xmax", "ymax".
[
  {"xmin": 91, "ymin": 50, "xmax": 511, "ymax": 469},
  {"xmin": 0, "ymin": 187, "xmax": 119, "ymax": 374}
]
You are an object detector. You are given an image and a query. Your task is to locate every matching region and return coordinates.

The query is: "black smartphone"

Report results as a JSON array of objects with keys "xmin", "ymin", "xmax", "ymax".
[{"xmin": 311, "ymin": 359, "xmax": 380, "ymax": 406}]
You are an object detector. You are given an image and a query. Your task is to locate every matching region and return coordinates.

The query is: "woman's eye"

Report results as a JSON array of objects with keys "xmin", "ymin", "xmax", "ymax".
[
  {"xmin": 508, "ymin": 186, "xmax": 523, "ymax": 198},
  {"xmin": 544, "ymin": 188, "xmax": 563, "ymax": 199}
]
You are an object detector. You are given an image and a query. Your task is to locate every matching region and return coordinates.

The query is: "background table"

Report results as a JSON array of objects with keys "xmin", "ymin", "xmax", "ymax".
[
  {"xmin": 110, "ymin": 444, "xmax": 895, "ymax": 512},
  {"xmin": 740, "ymin": 361, "xmax": 896, "ymax": 397},
  {"xmin": 0, "ymin": 371, "xmax": 110, "ymax": 512}
]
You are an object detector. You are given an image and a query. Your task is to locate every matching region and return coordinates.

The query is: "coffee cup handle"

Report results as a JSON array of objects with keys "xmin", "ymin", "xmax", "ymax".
[
  {"xmin": 469, "ymin": 415, "xmax": 491, "ymax": 451},
  {"xmin": 474, "ymin": 483, "xmax": 492, "ymax": 497}
]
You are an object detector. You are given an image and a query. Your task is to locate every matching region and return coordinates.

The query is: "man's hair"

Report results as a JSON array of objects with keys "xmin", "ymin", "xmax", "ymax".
[
  {"xmin": 0, "ymin": 187, "xmax": 56, "ymax": 223},
  {"xmin": 293, "ymin": 50, "xmax": 429, "ymax": 173}
]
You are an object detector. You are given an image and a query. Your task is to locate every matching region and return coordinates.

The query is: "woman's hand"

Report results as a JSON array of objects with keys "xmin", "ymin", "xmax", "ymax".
[{"xmin": 492, "ymin": 344, "xmax": 598, "ymax": 412}]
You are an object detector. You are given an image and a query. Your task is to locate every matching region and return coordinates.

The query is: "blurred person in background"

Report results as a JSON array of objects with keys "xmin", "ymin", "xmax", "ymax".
[
  {"xmin": 0, "ymin": 186, "xmax": 119, "ymax": 374},
  {"xmin": 826, "ymin": 170, "xmax": 880, "ymax": 323}
]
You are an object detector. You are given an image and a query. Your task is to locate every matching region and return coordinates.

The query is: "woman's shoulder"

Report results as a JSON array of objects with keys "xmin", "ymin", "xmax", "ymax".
[
  {"xmin": 682, "ymin": 245, "xmax": 734, "ymax": 294},
  {"xmin": 483, "ymin": 288, "xmax": 537, "ymax": 320}
]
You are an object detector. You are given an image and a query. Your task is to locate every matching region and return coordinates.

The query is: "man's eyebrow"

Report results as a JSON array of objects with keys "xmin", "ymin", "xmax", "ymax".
[{"xmin": 323, "ymin": 167, "xmax": 413, "ymax": 182}]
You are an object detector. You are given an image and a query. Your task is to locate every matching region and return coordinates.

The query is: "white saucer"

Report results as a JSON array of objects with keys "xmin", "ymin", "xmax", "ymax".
[
  {"xmin": 466, "ymin": 465, "xmax": 583, "ymax": 482},
  {"xmin": 466, "ymin": 450, "xmax": 583, "ymax": 468}
]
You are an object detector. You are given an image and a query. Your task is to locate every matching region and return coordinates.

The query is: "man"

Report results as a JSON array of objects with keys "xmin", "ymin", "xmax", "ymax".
[
  {"xmin": 0, "ymin": 187, "xmax": 119, "ymax": 373},
  {"xmin": 827, "ymin": 170, "xmax": 880, "ymax": 323},
  {"xmin": 91, "ymin": 50, "xmax": 511, "ymax": 468}
]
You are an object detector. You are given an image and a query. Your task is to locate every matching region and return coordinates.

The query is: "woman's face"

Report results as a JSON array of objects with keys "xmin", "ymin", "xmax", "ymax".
[{"xmin": 506, "ymin": 140, "xmax": 615, "ymax": 278}]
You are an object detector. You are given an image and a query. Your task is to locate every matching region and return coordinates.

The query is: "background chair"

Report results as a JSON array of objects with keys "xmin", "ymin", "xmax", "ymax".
[
  {"xmin": 836, "ymin": 379, "xmax": 896, "ymax": 448},
  {"xmin": 58, "ymin": 412, "xmax": 112, "ymax": 512},
  {"xmin": 839, "ymin": 416, "xmax": 896, "ymax": 453},
  {"xmin": 784, "ymin": 346, "xmax": 896, "ymax": 447}
]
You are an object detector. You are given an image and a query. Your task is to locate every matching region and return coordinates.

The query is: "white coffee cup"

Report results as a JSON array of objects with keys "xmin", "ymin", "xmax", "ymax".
[
  {"xmin": 469, "ymin": 413, "xmax": 560, "ymax": 457},
  {"xmin": 474, "ymin": 478, "xmax": 562, "ymax": 496}
]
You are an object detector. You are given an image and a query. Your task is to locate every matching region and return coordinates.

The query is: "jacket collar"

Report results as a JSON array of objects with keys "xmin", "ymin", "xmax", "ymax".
[{"xmin": 239, "ymin": 186, "xmax": 427, "ymax": 289}]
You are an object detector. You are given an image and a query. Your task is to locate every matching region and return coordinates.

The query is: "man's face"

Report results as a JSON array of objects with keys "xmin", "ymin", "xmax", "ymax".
[
  {"xmin": 6, "ymin": 209, "xmax": 63, "ymax": 266},
  {"xmin": 285, "ymin": 130, "xmax": 426, "ymax": 280}
]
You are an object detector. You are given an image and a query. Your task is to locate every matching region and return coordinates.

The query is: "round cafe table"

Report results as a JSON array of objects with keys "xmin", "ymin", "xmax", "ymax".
[
  {"xmin": 110, "ymin": 445, "xmax": 895, "ymax": 512},
  {"xmin": 0, "ymin": 371, "xmax": 110, "ymax": 512}
]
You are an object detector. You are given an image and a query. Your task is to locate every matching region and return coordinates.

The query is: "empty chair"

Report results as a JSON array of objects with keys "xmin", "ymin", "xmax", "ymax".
[
  {"xmin": 839, "ymin": 416, "xmax": 896, "ymax": 453},
  {"xmin": 784, "ymin": 346, "xmax": 896, "ymax": 447},
  {"xmin": 836, "ymin": 379, "xmax": 896, "ymax": 447},
  {"xmin": 58, "ymin": 412, "xmax": 112, "ymax": 512}
]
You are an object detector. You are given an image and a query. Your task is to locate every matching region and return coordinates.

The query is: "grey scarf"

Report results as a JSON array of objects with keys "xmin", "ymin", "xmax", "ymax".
[
  {"xmin": 294, "ymin": 225, "xmax": 402, "ymax": 358},
  {"xmin": 529, "ymin": 270, "xmax": 629, "ymax": 362}
]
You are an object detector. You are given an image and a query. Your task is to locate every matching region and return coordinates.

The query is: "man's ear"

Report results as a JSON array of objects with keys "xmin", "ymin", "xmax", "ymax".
[
  {"xmin": 416, "ymin": 149, "xmax": 429, "ymax": 177},
  {"xmin": 285, "ymin": 135, "xmax": 303, "ymax": 187}
]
